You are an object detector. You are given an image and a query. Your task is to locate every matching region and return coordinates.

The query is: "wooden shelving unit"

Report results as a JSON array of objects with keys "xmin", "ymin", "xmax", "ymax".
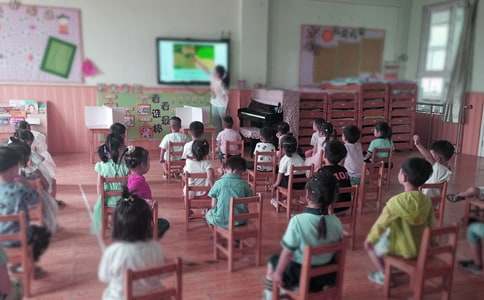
[
  {"xmin": 359, "ymin": 83, "xmax": 389, "ymax": 150},
  {"xmin": 326, "ymin": 91, "xmax": 359, "ymax": 138},
  {"xmin": 298, "ymin": 90, "xmax": 327, "ymax": 151},
  {"xmin": 388, "ymin": 82, "xmax": 417, "ymax": 151}
]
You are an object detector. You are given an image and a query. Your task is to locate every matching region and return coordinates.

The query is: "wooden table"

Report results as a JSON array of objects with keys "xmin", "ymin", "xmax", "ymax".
[{"xmin": 88, "ymin": 128, "xmax": 110, "ymax": 163}]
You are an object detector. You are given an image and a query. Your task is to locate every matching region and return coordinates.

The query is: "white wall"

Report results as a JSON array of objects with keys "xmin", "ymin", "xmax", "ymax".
[{"xmin": 267, "ymin": 0, "xmax": 410, "ymax": 88}]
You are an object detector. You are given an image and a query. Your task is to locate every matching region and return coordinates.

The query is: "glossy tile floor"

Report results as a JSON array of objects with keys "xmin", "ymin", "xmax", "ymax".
[{"xmin": 28, "ymin": 151, "xmax": 484, "ymax": 299}]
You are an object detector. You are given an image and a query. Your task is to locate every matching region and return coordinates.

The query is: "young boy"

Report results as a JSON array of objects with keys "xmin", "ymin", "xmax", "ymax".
[
  {"xmin": 413, "ymin": 135, "xmax": 455, "ymax": 198},
  {"xmin": 459, "ymin": 221, "xmax": 484, "ymax": 274},
  {"xmin": 182, "ymin": 121, "xmax": 204, "ymax": 160},
  {"xmin": 342, "ymin": 125, "xmax": 364, "ymax": 185},
  {"xmin": 205, "ymin": 156, "xmax": 252, "ymax": 228},
  {"xmin": 159, "ymin": 117, "xmax": 189, "ymax": 170},
  {"xmin": 254, "ymin": 127, "xmax": 276, "ymax": 171},
  {"xmin": 216, "ymin": 116, "xmax": 241, "ymax": 160},
  {"xmin": 365, "ymin": 157, "xmax": 434, "ymax": 285}
]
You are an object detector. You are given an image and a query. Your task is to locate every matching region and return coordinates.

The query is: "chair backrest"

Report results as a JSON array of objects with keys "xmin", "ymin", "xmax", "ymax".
[
  {"xmin": 228, "ymin": 194, "xmax": 263, "ymax": 232},
  {"xmin": 360, "ymin": 161, "xmax": 384, "ymax": 190},
  {"xmin": 183, "ymin": 171, "xmax": 211, "ymax": 198},
  {"xmin": 371, "ymin": 147, "xmax": 392, "ymax": 164},
  {"xmin": 124, "ymin": 257, "xmax": 183, "ymax": 300},
  {"xmin": 329, "ymin": 186, "xmax": 358, "ymax": 224},
  {"xmin": 0, "ymin": 212, "xmax": 28, "ymax": 245},
  {"xmin": 288, "ymin": 165, "xmax": 314, "ymax": 194},
  {"xmin": 297, "ymin": 239, "xmax": 347, "ymax": 299},
  {"xmin": 419, "ymin": 181, "xmax": 447, "ymax": 226},
  {"xmin": 253, "ymin": 151, "xmax": 276, "ymax": 175},
  {"xmin": 225, "ymin": 140, "xmax": 244, "ymax": 157},
  {"xmin": 100, "ymin": 176, "xmax": 128, "ymax": 200},
  {"xmin": 168, "ymin": 142, "xmax": 186, "ymax": 161}
]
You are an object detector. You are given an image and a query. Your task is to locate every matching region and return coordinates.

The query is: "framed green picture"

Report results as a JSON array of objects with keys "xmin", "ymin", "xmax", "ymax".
[{"xmin": 40, "ymin": 37, "xmax": 77, "ymax": 78}]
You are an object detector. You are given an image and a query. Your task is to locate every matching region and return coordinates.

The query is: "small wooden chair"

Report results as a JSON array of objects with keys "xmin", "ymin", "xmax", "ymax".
[
  {"xmin": 224, "ymin": 140, "xmax": 245, "ymax": 162},
  {"xmin": 384, "ymin": 225, "xmax": 459, "ymax": 300},
  {"xmin": 183, "ymin": 172, "xmax": 212, "ymax": 231},
  {"xmin": 419, "ymin": 182, "xmax": 448, "ymax": 227},
  {"xmin": 25, "ymin": 178, "xmax": 44, "ymax": 226},
  {"xmin": 165, "ymin": 141, "xmax": 186, "ymax": 178},
  {"xmin": 463, "ymin": 196, "xmax": 484, "ymax": 225},
  {"xmin": 213, "ymin": 194, "xmax": 263, "ymax": 272},
  {"xmin": 124, "ymin": 257, "xmax": 183, "ymax": 300},
  {"xmin": 329, "ymin": 186, "xmax": 358, "ymax": 250},
  {"xmin": 272, "ymin": 239, "xmax": 347, "ymax": 300},
  {"xmin": 358, "ymin": 162, "xmax": 384, "ymax": 215},
  {"xmin": 247, "ymin": 151, "xmax": 277, "ymax": 194},
  {"xmin": 371, "ymin": 148, "xmax": 392, "ymax": 185},
  {"xmin": 100, "ymin": 176, "xmax": 127, "ymax": 241},
  {"xmin": 151, "ymin": 200, "xmax": 158, "ymax": 239},
  {"xmin": 275, "ymin": 165, "xmax": 314, "ymax": 221},
  {"xmin": 0, "ymin": 212, "xmax": 33, "ymax": 298},
  {"xmin": 183, "ymin": 127, "xmax": 217, "ymax": 160}
]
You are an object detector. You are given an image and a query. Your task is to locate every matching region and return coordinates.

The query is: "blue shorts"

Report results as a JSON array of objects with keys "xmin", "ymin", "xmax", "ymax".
[{"xmin": 467, "ymin": 223, "xmax": 484, "ymax": 244}]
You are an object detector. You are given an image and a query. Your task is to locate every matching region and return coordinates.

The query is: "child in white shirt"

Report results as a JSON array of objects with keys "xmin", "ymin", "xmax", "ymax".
[
  {"xmin": 182, "ymin": 121, "xmax": 204, "ymax": 160},
  {"xmin": 254, "ymin": 127, "xmax": 276, "ymax": 172},
  {"xmin": 273, "ymin": 135, "xmax": 306, "ymax": 190},
  {"xmin": 216, "ymin": 116, "xmax": 241, "ymax": 160},
  {"xmin": 305, "ymin": 122, "xmax": 335, "ymax": 171},
  {"xmin": 305, "ymin": 118, "xmax": 325, "ymax": 158},
  {"xmin": 98, "ymin": 192, "xmax": 164, "ymax": 300},
  {"xmin": 276, "ymin": 122, "xmax": 290, "ymax": 159},
  {"xmin": 159, "ymin": 116, "xmax": 189, "ymax": 172},
  {"xmin": 183, "ymin": 140, "xmax": 215, "ymax": 197},
  {"xmin": 342, "ymin": 125, "xmax": 364, "ymax": 185}
]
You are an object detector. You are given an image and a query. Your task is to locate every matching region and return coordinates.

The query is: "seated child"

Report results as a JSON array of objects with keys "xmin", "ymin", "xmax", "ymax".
[
  {"xmin": 0, "ymin": 147, "xmax": 51, "ymax": 277},
  {"xmin": 98, "ymin": 191, "xmax": 164, "ymax": 300},
  {"xmin": 183, "ymin": 140, "xmax": 215, "ymax": 197},
  {"xmin": 342, "ymin": 125, "xmax": 364, "ymax": 185},
  {"xmin": 276, "ymin": 122, "xmax": 290, "ymax": 158},
  {"xmin": 264, "ymin": 169, "xmax": 343, "ymax": 299},
  {"xmin": 182, "ymin": 121, "xmax": 204, "ymax": 160},
  {"xmin": 216, "ymin": 116, "xmax": 241, "ymax": 160},
  {"xmin": 254, "ymin": 127, "xmax": 276, "ymax": 172},
  {"xmin": 205, "ymin": 156, "xmax": 252, "ymax": 228},
  {"xmin": 305, "ymin": 118, "xmax": 325, "ymax": 158},
  {"xmin": 91, "ymin": 134, "xmax": 129, "ymax": 234},
  {"xmin": 159, "ymin": 116, "xmax": 189, "ymax": 171},
  {"xmin": 413, "ymin": 135, "xmax": 455, "ymax": 198},
  {"xmin": 124, "ymin": 146, "xmax": 170, "ymax": 239},
  {"xmin": 110, "ymin": 122, "xmax": 127, "ymax": 140},
  {"xmin": 0, "ymin": 245, "xmax": 22, "ymax": 300},
  {"xmin": 15, "ymin": 121, "xmax": 47, "ymax": 154},
  {"xmin": 272, "ymin": 135, "xmax": 306, "ymax": 191},
  {"xmin": 458, "ymin": 222, "xmax": 484, "ymax": 274},
  {"xmin": 365, "ymin": 157, "xmax": 434, "ymax": 285},
  {"xmin": 364, "ymin": 121, "xmax": 393, "ymax": 162},
  {"xmin": 305, "ymin": 122, "xmax": 335, "ymax": 170}
]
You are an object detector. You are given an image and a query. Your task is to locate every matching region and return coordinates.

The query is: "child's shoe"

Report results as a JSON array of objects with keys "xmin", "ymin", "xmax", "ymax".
[
  {"xmin": 459, "ymin": 260, "xmax": 482, "ymax": 275},
  {"xmin": 368, "ymin": 271, "xmax": 385, "ymax": 285}
]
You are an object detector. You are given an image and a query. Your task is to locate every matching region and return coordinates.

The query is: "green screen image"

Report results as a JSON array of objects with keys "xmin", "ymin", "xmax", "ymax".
[{"xmin": 174, "ymin": 44, "xmax": 215, "ymax": 70}]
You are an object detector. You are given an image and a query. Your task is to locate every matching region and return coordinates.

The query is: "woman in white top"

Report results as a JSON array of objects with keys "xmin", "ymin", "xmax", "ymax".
[{"xmin": 98, "ymin": 192, "xmax": 164, "ymax": 300}]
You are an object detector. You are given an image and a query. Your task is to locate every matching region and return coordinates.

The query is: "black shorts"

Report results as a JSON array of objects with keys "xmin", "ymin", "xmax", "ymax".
[
  {"xmin": 279, "ymin": 174, "xmax": 306, "ymax": 190},
  {"xmin": 269, "ymin": 254, "xmax": 336, "ymax": 292}
]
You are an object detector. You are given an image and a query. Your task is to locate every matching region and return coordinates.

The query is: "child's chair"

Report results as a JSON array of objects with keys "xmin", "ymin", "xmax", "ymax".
[
  {"xmin": 329, "ymin": 186, "xmax": 358, "ymax": 250},
  {"xmin": 384, "ymin": 224, "xmax": 459, "ymax": 300},
  {"xmin": 247, "ymin": 151, "xmax": 277, "ymax": 194},
  {"xmin": 124, "ymin": 257, "xmax": 183, "ymax": 300},
  {"xmin": 213, "ymin": 194, "xmax": 263, "ymax": 272},
  {"xmin": 224, "ymin": 140, "xmax": 245, "ymax": 162},
  {"xmin": 0, "ymin": 212, "xmax": 33, "ymax": 297},
  {"xmin": 164, "ymin": 141, "xmax": 186, "ymax": 179},
  {"xmin": 151, "ymin": 200, "xmax": 158, "ymax": 239},
  {"xmin": 419, "ymin": 182, "xmax": 448, "ymax": 227},
  {"xmin": 183, "ymin": 172, "xmax": 212, "ymax": 231},
  {"xmin": 371, "ymin": 148, "xmax": 392, "ymax": 186},
  {"xmin": 28, "ymin": 178, "xmax": 44, "ymax": 226},
  {"xmin": 358, "ymin": 161, "xmax": 384, "ymax": 215},
  {"xmin": 272, "ymin": 239, "xmax": 347, "ymax": 300},
  {"xmin": 182, "ymin": 127, "xmax": 217, "ymax": 160},
  {"xmin": 275, "ymin": 165, "xmax": 314, "ymax": 221},
  {"xmin": 100, "ymin": 175, "xmax": 128, "ymax": 241},
  {"xmin": 463, "ymin": 196, "xmax": 484, "ymax": 225}
]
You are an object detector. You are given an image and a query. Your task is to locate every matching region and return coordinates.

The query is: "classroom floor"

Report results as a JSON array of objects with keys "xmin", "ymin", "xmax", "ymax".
[{"xmin": 27, "ymin": 151, "xmax": 484, "ymax": 299}]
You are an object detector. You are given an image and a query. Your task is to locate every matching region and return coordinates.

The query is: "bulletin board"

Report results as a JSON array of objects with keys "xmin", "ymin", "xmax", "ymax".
[
  {"xmin": 0, "ymin": 100, "xmax": 48, "ymax": 140},
  {"xmin": 96, "ymin": 85, "xmax": 211, "ymax": 140},
  {"xmin": 300, "ymin": 25, "xmax": 385, "ymax": 86},
  {"xmin": 0, "ymin": 3, "xmax": 83, "ymax": 83}
]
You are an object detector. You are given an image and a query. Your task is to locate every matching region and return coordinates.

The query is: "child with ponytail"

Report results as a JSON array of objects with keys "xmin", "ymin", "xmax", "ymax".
[
  {"xmin": 264, "ymin": 169, "xmax": 343, "ymax": 299},
  {"xmin": 305, "ymin": 121, "xmax": 336, "ymax": 170}
]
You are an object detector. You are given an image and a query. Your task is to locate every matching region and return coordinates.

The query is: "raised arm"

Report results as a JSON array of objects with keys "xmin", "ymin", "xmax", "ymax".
[
  {"xmin": 194, "ymin": 57, "xmax": 211, "ymax": 74},
  {"xmin": 413, "ymin": 135, "xmax": 435, "ymax": 164}
]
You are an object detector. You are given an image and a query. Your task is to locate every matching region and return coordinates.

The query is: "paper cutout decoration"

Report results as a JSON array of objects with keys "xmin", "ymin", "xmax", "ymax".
[
  {"xmin": 139, "ymin": 126, "xmax": 154, "ymax": 139},
  {"xmin": 153, "ymin": 124, "xmax": 163, "ymax": 133},
  {"xmin": 40, "ymin": 37, "xmax": 77, "ymax": 78},
  {"xmin": 124, "ymin": 114, "xmax": 135, "ymax": 127},
  {"xmin": 82, "ymin": 58, "xmax": 101, "ymax": 77},
  {"xmin": 137, "ymin": 104, "xmax": 151, "ymax": 115},
  {"xmin": 57, "ymin": 14, "xmax": 70, "ymax": 34}
]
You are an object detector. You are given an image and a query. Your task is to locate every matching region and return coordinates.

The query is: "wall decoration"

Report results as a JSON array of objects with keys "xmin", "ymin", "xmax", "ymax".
[
  {"xmin": 0, "ymin": 3, "xmax": 82, "ymax": 82},
  {"xmin": 40, "ymin": 37, "xmax": 77, "ymax": 78}
]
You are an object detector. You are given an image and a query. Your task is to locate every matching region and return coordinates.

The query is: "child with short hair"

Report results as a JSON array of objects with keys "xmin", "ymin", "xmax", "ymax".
[
  {"xmin": 124, "ymin": 146, "xmax": 170, "ymax": 238},
  {"xmin": 342, "ymin": 125, "xmax": 364, "ymax": 185},
  {"xmin": 98, "ymin": 191, "xmax": 164, "ymax": 300},
  {"xmin": 305, "ymin": 122, "xmax": 336, "ymax": 170},
  {"xmin": 183, "ymin": 140, "xmax": 215, "ymax": 197},
  {"xmin": 205, "ymin": 156, "xmax": 252, "ymax": 228},
  {"xmin": 264, "ymin": 169, "xmax": 343, "ymax": 299},
  {"xmin": 216, "ymin": 116, "xmax": 241, "ymax": 160},
  {"xmin": 272, "ymin": 135, "xmax": 306, "ymax": 190},
  {"xmin": 92, "ymin": 134, "xmax": 129, "ymax": 234},
  {"xmin": 276, "ymin": 122, "xmax": 290, "ymax": 158},
  {"xmin": 413, "ymin": 135, "xmax": 455, "ymax": 198},
  {"xmin": 182, "ymin": 121, "xmax": 205, "ymax": 160},
  {"xmin": 365, "ymin": 157, "xmax": 434, "ymax": 285},
  {"xmin": 364, "ymin": 121, "xmax": 393, "ymax": 161},
  {"xmin": 305, "ymin": 118, "xmax": 325, "ymax": 158},
  {"xmin": 254, "ymin": 127, "xmax": 276, "ymax": 172},
  {"xmin": 159, "ymin": 116, "xmax": 189, "ymax": 173},
  {"xmin": 15, "ymin": 120, "xmax": 47, "ymax": 154},
  {"xmin": 458, "ymin": 222, "xmax": 484, "ymax": 274}
]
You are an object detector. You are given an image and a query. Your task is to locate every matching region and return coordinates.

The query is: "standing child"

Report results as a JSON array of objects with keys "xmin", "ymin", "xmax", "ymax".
[
  {"xmin": 98, "ymin": 192, "xmax": 164, "ymax": 300},
  {"xmin": 92, "ymin": 134, "xmax": 129, "ymax": 234},
  {"xmin": 305, "ymin": 118, "xmax": 325, "ymax": 158},
  {"xmin": 205, "ymin": 156, "xmax": 252, "ymax": 228},
  {"xmin": 182, "ymin": 121, "xmax": 204, "ymax": 160},
  {"xmin": 365, "ymin": 157, "xmax": 434, "ymax": 285},
  {"xmin": 254, "ymin": 127, "xmax": 276, "ymax": 171},
  {"xmin": 183, "ymin": 140, "xmax": 215, "ymax": 197},
  {"xmin": 124, "ymin": 146, "xmax": 170, "ymax": 238},
  {"xmin": 159, "ymin": 117, "xmax": 189, "ymax": 173},
  {"xmin": 342, "ymin": 125, "xmax": 364, "ymax": 185},
  {"xmin": 264, "ymin": 169, "xmax": 343, "ymax": 299},
  {"xmin": 364, "ymin": 121, "xmax": 393, "ymax": 161},
  {"xmin": 216, "ymin": 116, "xmax": 241, "ymax": 161}
]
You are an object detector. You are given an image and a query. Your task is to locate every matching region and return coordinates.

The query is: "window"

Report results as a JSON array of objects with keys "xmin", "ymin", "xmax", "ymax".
[{"xmin": 418, "ymin": 1, "xmax": 464, "ymax": 103}]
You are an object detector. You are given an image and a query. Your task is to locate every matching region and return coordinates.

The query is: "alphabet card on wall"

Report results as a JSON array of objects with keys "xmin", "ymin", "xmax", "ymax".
[{"xmin": 0, "ymin": 3, "xmax": 83, "ymax": 83}]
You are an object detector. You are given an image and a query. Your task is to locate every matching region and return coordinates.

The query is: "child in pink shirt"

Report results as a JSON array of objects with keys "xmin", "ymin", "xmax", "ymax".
[
  {"xmin": 125, "ymin": 146, "xmax": 169, "ymax": 238},
  {"xmin": 216, "ymin": 115, "xmax": 241, "ymax": 160}
]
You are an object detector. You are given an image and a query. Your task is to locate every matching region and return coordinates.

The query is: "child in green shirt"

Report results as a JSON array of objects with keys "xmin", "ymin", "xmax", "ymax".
[
  {"xmin": 364, "ymin": 121, "xmax": 393, "ymax": 162},
  {"xmin": 365, "ymin": 157, "xmax": 434, "ymax": 285}
]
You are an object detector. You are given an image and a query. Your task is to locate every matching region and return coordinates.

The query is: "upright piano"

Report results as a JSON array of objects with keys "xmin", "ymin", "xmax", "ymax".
[{"xmin": 238, "ymin": 100, "xmax": 283, "ymax": 129}]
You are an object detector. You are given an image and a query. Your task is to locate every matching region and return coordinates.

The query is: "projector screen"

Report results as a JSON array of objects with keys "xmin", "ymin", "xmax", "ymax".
[{"xmin": 156, "ymin": 38, "xmax": 230, "ymax": 85}]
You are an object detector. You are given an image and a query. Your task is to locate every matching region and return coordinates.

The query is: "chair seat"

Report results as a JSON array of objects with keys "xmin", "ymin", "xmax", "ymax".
[
  {"xmin": 385, "ymin": 255, "xmax": 452, "ymax": 277},
  {"xmin": 214, "ymin": 225, "xmax": 258, "ymax": 240}
]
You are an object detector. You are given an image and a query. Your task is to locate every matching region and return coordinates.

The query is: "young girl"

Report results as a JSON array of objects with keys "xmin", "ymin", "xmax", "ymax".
[
  {"xmin": 364, "ymin": 121, "xmax": 393, "ymax": 161},
  {"xmin": 305, "ymin": 122, "xmax": 336, "ymax": 170},
  {"xmin": 91, "ymin": 134, "xmax": 129, "ymax": 234},
  {"xmin": 264, "ymin": 169, "xmax": 343, "ymax": 299},
  {"xmin": 276, "ymin": 122, "xmax": 290, "ymax": 158},
  {"xmin": 305, "ymin": 118, "xmax": 325, "ymax": 158},
  {"xmin": 253, "ymin": 127, "xmax": 276, "ymax": 172},
  {"xmin": 183, "ymin": 140, "xmax": 215, "ymax": 197},
  {"xmin": 124, "ymin": 146, "xmax": 170, "ymax": 239},
  {"xmin": 98, "ymin": 192, "xmax": 164, "ymax": 300}
]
